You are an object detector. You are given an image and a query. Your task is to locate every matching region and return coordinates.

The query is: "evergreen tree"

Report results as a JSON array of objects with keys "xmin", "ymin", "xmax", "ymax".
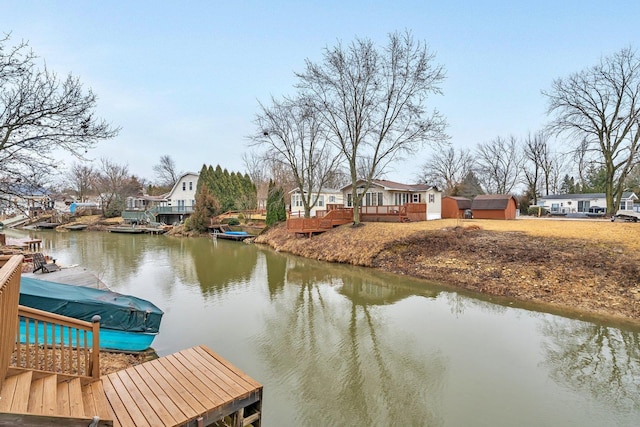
[
  {"xmin": 266, "ymin": 180, "xmax": 277, "ymax": 226},
  {"xmin": 188, "ymin": 185, "xmax": 220, "ymax": 232}
]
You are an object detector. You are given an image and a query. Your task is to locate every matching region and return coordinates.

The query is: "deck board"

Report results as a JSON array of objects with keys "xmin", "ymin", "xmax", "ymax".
[
  {"xmin": 124, "ymin": 366, "xmax": 178, "ymax": 425},
  {"xmin": 100, "ymin": 376, "xmax": 135, "ymax": 427},
  {"xmin": 101, "ymin": 345, "xmax": 262, "ymax": 427},
  {"xmin": 133, "ymin": 362, "xmax": 192, "ymax": 421}
]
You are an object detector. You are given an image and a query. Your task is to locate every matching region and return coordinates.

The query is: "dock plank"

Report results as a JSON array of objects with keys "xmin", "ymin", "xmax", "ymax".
[
  {"xmin": 101, "ymin": 375, "xmax": 135, "ymax": 427},
  {"xmin": 0, "ymin": 374, "xmax": 18, "ymax": 412},
  {"xmin": 151, "ymin": 357, "xmax": 209, "ymax": 413},
  {"xmin": 105, "ymin": 372, "xmax": 150, "ymax": 427},
  {"xmin": 124, "ymin": 366, "xmax": 178, "ymax": 425},
  {"xmin": 179, "ymin": 348, "xmax": 244, "ymax": 399},
  {"xmin": 133, "ymin": 362, "xmax": 193, "ymax": 421},
  {"xmin": 197, "ymin": 346, "xmax": 262, "ymax": 390},
  {"xmin": 165, "ymin": 354, "xmax": 224, "ymax": 408},
  {"xmin": 100, "ymin": 345, "xmax": 262, "ymax": 427},
  {"xmin": 113, "ymin": 369, "xmax": 164, "ymax": 426}
]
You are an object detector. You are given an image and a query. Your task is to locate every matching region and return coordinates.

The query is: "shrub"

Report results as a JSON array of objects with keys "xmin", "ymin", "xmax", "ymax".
[
  {"xmin": 527, "ymin": 206, "xmax": 548, "ymax": 216},
  {"xmin": 226, "ymin": 218, "xmax": 240, "ymax": 226}
]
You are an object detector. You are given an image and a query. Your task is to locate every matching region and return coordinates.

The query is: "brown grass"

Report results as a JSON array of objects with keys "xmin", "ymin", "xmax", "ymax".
[{"xmin": 256, "ymin": 218, "xmax": 640, "ymax": 323}]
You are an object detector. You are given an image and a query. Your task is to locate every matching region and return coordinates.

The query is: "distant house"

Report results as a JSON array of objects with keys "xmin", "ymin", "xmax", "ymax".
[
  {"xmin": 441, "ymin": 196, "xmax": 472, "ymax": 219},
  {"xmin": 537, "ymin": 192, "xmax": 638, "ymax": 214},
  {"xmin": 340, "ymin": 179, "xmax": 442, "ymax": 221},
  {"xmin": 471, "ymin": 194, "xmax": 518, "ymax": 220},
  {"xmin": 289, "ymin": 188, "xmax": 344, "ymax": 217},
  {"xmin": 0, "ymin": 182, "xmax": 53, "ymax": 217},
  {"xmin": 154, "ymin": 172, "xmax": 199, "ymax": 224}
]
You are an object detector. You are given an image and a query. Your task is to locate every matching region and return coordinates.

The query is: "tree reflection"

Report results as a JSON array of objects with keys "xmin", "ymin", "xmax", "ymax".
[
  {"xmin": 258, "ymin": 257, "xmax": 446, "ymax": 426},
  {"xmin": 540, "ymin": 319, "xmax": 640, "ymax": 411}
]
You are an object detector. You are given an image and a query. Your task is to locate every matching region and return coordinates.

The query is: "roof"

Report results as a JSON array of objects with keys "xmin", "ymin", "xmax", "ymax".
[
  {"xmin": 289, "ymin": 187, "xmax": 342, "ymax": 195},
  {"xmin": 341, "ymin": 179, "xmax": 439, "ymax": 192},
  {"xmin": 471, "ymin": 194, "xmax": 517, "ymax": 210},
  {"xmin": 443, "ymin": 196, "xmax": 472, "ymax": 209},
  {"xmin": 539, "ymin": 192, "xmax": 637, "ymax": 201}
]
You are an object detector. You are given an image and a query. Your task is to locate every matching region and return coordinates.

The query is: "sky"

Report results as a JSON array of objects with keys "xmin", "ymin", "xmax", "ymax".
[{"xmin": 2, "ymin": 1, "xmax": 640, "ymax": 185}]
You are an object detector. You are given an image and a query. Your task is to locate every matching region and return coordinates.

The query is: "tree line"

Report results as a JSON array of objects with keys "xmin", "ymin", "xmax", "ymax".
[{"xmin": 3, "ymin": 32, "xmax": 640, "ymax": 221}]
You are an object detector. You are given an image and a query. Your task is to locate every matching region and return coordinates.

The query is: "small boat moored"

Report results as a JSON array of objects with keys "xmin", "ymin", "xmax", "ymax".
[{"xmin": 19, "ymin": 276, "xmax": 163, "ymax": 352}]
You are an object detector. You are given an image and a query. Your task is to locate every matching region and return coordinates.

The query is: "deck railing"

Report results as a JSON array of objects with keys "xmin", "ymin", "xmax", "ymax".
[
  {"xmin": 0, "ymin": 255, "xmax": 101, "ymax": 381},
  {"xmin": 15, "ymin": 306, "xmax": 101, "ymax": 379},
  {"xmin": 0, "ymin": 255, "xmax": 22, "ymax": 390}
]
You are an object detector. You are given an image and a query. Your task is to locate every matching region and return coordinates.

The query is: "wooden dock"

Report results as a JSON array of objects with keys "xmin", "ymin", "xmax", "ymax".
[
  {"xmin": 22, "ymin": 266, "xmax": 109, "ymax": 290},
  {"xmin": 102, "ymin": 345, "xmax": 262, "ymax": 427}
]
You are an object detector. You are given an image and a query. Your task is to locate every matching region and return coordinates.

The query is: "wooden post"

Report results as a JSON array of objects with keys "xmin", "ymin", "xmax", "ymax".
[
  {"xmin": 234, "ymin": 408, "xmax": 244, "ymax": 427},
  {"xmin": 90, "ymin": 315, "xmax": 101, "ymax": 378}
]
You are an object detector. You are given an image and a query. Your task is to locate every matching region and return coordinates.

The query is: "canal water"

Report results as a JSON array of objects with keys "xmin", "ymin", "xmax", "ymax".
[{"xmin": 8, "ymin": 229, "xmax": 640, "ymax": 426}]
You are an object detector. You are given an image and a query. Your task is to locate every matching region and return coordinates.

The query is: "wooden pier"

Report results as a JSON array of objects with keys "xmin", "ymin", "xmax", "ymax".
[{"xmin": 102, "ymin": 345, "xmax": 262, "ymax": 427}]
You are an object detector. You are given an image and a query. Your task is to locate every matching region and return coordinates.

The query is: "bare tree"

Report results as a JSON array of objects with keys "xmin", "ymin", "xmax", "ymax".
[
  {"xmin": 0, "ymin": 35, "xmax": 119, "ymax": 210},
  {"xmin": 66, "ymin": 162, "xmax": 95, "ymax": 202},
  {"xmin": 93, "ymin": 158, "xmax": 141, "ymax": 217},
  {"xmin": 418, "ymin": 146, "xmax": 475, "ymax": 194},
  {"xmin": 476, "ymin": 135, "xmax": 523, "ymax": 194},
  {"xmin": 296, "ymin": 31, "xmax": 447, "ymax": 224},
  {"xmin": 544, "ymin": 47, "xmax": 640, "ymax": 213},
  {"xmin": 153, "ymin": 154, "xmax": 180, "ymax": 188},
  {"xmin": 252, "ymin": 95, "xmax": 343, "ymax": 218}
]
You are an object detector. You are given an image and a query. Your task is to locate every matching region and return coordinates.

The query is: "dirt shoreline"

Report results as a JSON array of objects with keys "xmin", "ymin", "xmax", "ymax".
[{"xmin": 255, "ymin": 218, "xmax": 640, "ymax": 325}]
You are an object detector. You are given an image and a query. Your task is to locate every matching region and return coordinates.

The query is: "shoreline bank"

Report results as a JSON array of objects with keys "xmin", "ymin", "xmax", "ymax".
[{"xmin": 255, "ymin": 219, "xmax": 640, "ymax": 325}]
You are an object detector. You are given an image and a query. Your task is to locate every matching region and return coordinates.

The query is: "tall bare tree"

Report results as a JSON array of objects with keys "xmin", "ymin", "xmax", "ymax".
[
  {"xmin": 93, "ymin": 158, "xmax": 141, "ymax": 217},
  {"xmin": 252, "ymin": 95, "xmax": 343, "ymax": 218},
  {"xmin": 66, "ymin": 162, "xmax": 95, "ymax": 202},
  {"xmin": 296, "ymin": 31, "xmax": 447, "ymax": 224},
  {"xmin": 0, "ymin": 35, "xmax": 118, "ymax": 210},
  {"xmin": 544, "ymin": 47, "xmax": 640, "ymax": 213},
  {"xmin": 153, "ymin": 154, "xmax": 180, "ymax": 188},
  {"xmin": 418, "ymin": 146, "xmax": 475, "ymax": 194},
  {"xmin": 476, "ymin": 135, "xmax": 523, "ymax": 194}
]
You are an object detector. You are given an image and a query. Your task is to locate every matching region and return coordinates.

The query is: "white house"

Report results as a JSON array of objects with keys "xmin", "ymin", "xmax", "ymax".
[
  {"xmin": 155, "ymin": 172, "xmax": 199, "ymax": 224},
  {"xmin": 538, "ymin": 192, "xmax": 638, "ymax": 214},
  {"xmin": 340, "ymin": 179, "xmax": 442, "ymax": 220},
  {"xmin": 289, "ymin": 187, "xmax": 344, "ymax": 217}
]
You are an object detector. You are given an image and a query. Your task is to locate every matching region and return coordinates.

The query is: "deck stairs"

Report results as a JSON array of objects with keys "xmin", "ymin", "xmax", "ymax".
[{"xmin": 0, "ymin": 369, "xmax": 112, "ymax": 426}]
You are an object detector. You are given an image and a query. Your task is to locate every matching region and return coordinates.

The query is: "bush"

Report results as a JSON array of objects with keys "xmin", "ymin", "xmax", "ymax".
[
  {"xmin": 226, "ymin": 218, "xmax": 240, "ymax": 226},
  {"xmin": 527, "ymin": 206, "xmax": 548, "ymax": 216}
]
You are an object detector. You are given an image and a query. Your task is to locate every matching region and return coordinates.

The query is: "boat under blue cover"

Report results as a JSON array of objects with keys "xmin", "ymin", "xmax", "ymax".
[{"xmin": 19, "ymin": 276, "xmax": 163, "ymax": 351}]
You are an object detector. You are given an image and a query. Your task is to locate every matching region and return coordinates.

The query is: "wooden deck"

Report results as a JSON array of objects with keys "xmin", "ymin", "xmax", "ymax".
[
  {"xmin": 102, "ymin": 345, "xmax": 262, "ymax": 427},
  {"xmin": 1, "ymin": 256, "xmax": 263, "ymax": 427},
  {"xmin": 286, "ymin": 206, "xmax": 353, "ymax": 236}
]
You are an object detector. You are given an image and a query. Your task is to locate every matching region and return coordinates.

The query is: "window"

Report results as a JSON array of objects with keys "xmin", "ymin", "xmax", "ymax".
[
  {"xmin": 189, "ymin": 181, "xmax": 193, "ymax": 191},
  {"xmin": 317, "ymin": 195, "xmax": 324, "ymax": 207},
  {"xmin": 429, "ymin": 194, "xmax": 435, "ymax": 203},
  {"xmin": 347, "ymin": 193, "xmax": 352, "ymax": 207},
  {"xmin": 378, "ymin": 192, "xmax": 383, "ymax": 206},
  {"xmin": 551, "ymin": 203, "xmax": 559, "ymax": 213},
  {"xmin": 182, "ymin": 182, "xmax": 186, "ymax": 191},
  {"xmin": 577, "ymin": 200, "xmax": 590, "ymax": 213},
  {"xmin": 412, "ymin": 194, "xmax": 420, "ymax": 203},
  {"xmin": 329, "ymin": 195, "xmax": 335, "ymax": 203}
]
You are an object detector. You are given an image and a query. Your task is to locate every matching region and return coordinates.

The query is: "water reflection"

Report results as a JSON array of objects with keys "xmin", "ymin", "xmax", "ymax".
[
  {"xmin": 261, "ymin": 256, "xmax": 446, "ymax": 425},
  {"xmin": 541, "ymin": 319, "xmax": 640, "ymax": 411},
  {"xmin": 6, "ymin": 229, "xmax": 640, "ymax": 426}
]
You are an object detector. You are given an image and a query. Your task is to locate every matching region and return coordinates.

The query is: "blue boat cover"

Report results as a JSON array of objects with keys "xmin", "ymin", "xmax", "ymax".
[{"xmin": 19, "ymin": 277, "xmax": 163, "ymax": 333}]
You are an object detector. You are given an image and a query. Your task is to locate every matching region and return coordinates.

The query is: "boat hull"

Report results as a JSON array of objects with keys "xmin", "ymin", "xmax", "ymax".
[{"xmin": 19, "ymin": 318, "xmax": 157, "ymax": 352}]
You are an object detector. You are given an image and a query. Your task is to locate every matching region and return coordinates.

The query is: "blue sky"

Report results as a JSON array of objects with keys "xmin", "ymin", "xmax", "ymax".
[{"xmin": 3, "ymin": 1, "xmax": 639, "ymax": 184}]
